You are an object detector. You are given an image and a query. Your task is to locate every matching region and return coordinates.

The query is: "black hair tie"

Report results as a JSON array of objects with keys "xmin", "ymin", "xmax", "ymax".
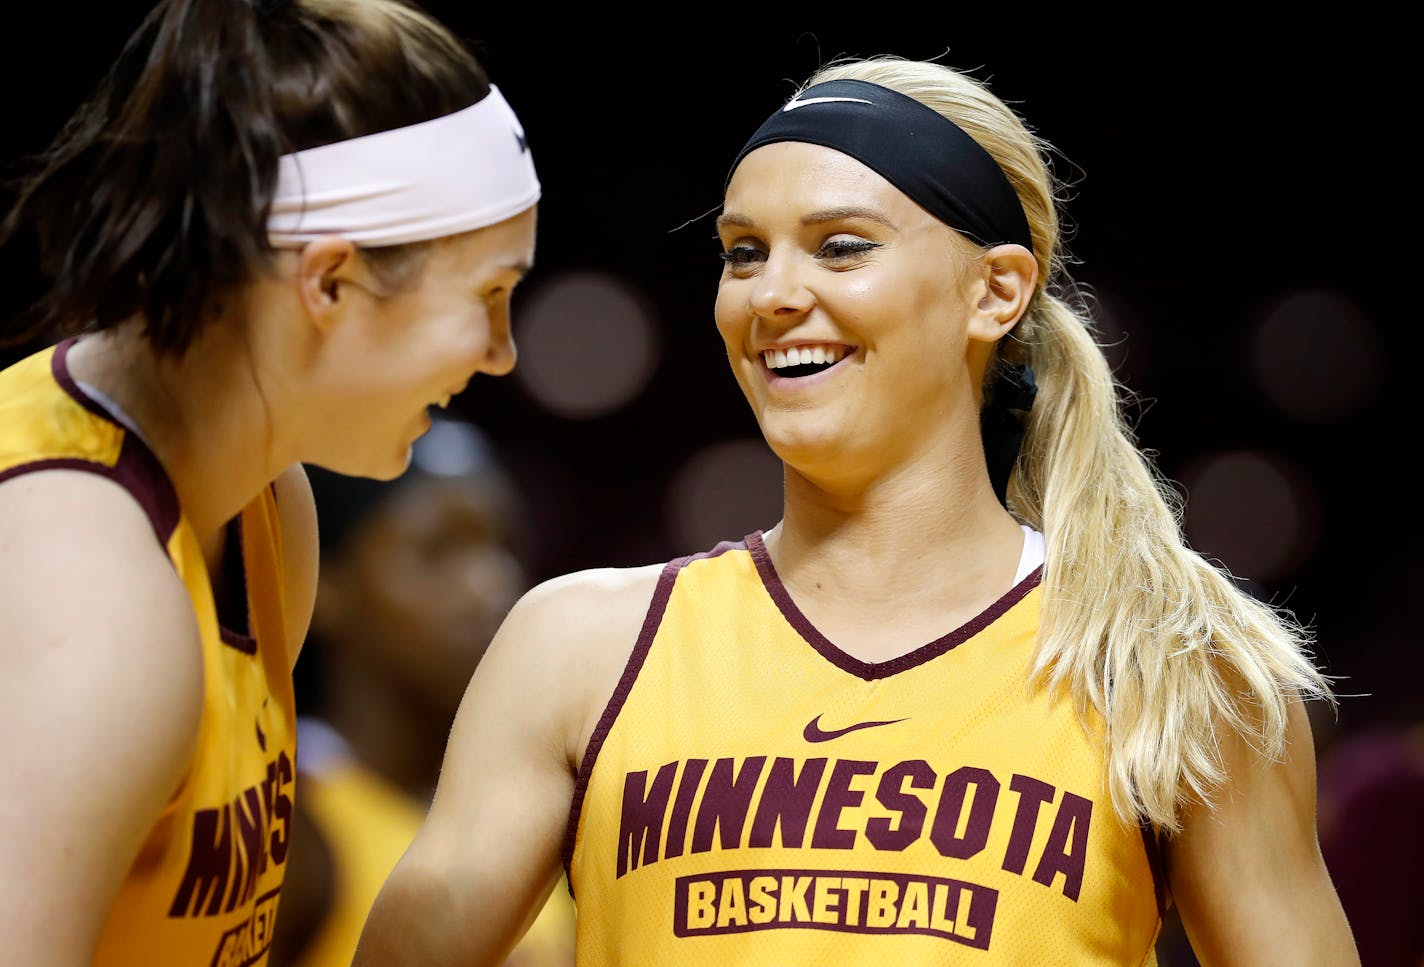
[{"xmin": 980, "ymin": 363, "xmax": 1037, "ymax": 504}]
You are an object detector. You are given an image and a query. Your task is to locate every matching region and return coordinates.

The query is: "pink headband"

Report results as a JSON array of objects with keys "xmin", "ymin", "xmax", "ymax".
[{"xmin": 267, "ymin": 85, "xmax": 540, "ymax": 248}]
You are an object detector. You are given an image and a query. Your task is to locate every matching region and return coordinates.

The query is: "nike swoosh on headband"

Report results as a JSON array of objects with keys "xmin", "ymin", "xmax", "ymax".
[
  {"xmin": 803, "ymin": 714, "xmax": 908, "ymax": 743},
  {"xmin": 782, "ymin": 95, "xmax": 873, "ymax": 112}
]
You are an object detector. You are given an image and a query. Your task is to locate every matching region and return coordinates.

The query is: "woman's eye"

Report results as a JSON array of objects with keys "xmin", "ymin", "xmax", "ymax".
[
  {"xmin": 819, "ymin": 238, "xmax": 880, "ymax": 260},
  {"xmin": 718, "ymin": 245, "xmax": 764, "ymax": 267}
]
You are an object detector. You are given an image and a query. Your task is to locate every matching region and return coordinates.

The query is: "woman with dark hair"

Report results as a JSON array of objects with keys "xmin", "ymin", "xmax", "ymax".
[{"xmin": 0, "ymin": 1, "xmax": 539, "ymax": 963}]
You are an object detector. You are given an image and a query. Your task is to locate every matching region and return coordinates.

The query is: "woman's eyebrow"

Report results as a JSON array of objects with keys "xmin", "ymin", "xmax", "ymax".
[
  {"xmin": 800, "ymin": 206, "xmax": 895, "ymax": 229},
  {"xmin": 716, "ymin": 207, "xmax": 896, "ymax": 232}
]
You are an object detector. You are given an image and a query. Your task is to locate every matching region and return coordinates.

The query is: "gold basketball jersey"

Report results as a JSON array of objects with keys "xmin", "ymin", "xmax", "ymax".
[
  {"xmin": 565, "ymin": 534, "xmax": 1163, "ymax": 965},
  {"xmin": 0, "ymin": 340, "xmax": 297, "ymax": 967}
]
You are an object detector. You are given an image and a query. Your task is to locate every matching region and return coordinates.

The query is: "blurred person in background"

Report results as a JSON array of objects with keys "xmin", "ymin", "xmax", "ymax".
[{"xmin": 269, "ymin": 414, "xmax": 574, "ymax": 967}]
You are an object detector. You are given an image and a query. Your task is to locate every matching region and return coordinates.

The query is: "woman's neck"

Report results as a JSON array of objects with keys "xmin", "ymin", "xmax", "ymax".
[
  {"xmin": 65, "ymin": 323, "xmax": 290, "ymax": 564},
  {"xmin": 767, "ymin": 448, "xmax": 1026, "ymax": 645}
]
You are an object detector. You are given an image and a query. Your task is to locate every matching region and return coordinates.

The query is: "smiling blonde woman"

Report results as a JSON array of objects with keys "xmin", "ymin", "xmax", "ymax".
[{"xmin": 356, "ymin": 56, "xmax": 1356, "ymax": 967}]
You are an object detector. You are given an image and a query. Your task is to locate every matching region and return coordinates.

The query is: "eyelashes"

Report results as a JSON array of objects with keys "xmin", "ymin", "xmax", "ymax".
[
  {"xmin": 718, "ymin": 246, "xmax": 760, "ymax": 266},
  {"xmin": 818, "ymin": 239, "xmax": 880, "ymax": 259},
  {"xmin": 718, "ymin": 238, "xmax": 882, "ymax": 268}
]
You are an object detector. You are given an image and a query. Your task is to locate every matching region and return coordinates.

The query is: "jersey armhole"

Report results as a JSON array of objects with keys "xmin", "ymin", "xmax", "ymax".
[
  {"xmin": 559, "ymin": 557, "xmax": 689, "ymax": 896},
  {"xmin": 0, "ymin": 448, "xmax": 179, "ymax": 550},
  {"xmin": 35, "ymin": 337, "xmax": 183, "ymax": 548}
]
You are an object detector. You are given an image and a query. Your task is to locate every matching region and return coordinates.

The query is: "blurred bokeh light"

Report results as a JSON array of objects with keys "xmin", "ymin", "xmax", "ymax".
[
  {"xmin": 1180, "ymin": 448, "xmax": 1322, "ymax": 586},
  {"xmin": 514, "ymin": 270, "xmax": 661, "ymax": 419},
  {"xmin": 1251, "ymin": 288, "xmax": 1385, "ymax": 424},
  {"xmin": 665, "ymin": 438, "xmax": 784, "ymax": 552}
]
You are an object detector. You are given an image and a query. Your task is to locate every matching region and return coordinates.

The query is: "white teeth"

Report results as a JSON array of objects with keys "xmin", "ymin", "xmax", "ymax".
[{"xmin": 762, "ymin": 344, "xmax": 847, "ymax": 370}]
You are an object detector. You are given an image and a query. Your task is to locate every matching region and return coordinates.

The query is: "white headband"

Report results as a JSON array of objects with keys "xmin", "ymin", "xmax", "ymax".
[{"xmin": 267, "ymin": 85, "xmax": 540, "ymax": 248}]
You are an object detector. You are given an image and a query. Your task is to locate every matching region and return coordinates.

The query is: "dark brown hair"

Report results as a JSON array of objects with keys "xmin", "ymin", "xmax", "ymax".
[{"xmin": 0, "ymin": 0, "xmax": 489, "ymax": 355}]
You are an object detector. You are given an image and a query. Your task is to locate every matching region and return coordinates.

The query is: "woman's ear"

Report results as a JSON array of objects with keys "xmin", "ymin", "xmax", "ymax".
[
  {"xmin": 968, "ymin": 243, "xmax": 1038, "ymax": 344},
  {"xmin": 294, "ymin": 235, "xmax": 361, "ymax": 333}
]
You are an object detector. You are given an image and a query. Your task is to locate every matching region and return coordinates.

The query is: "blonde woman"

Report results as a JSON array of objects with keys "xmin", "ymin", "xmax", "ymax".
[{"xmin": 357, "ymin": 56, "xmax": 1356, "ymax": 965}]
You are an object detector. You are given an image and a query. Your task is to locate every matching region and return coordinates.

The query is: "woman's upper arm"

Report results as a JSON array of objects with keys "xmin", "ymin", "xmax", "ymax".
[
  {"xmin": 1165, "ymin": 695, "xmax": 1360, "ymax": 967},
  {"xmin": 354, "ymin": 565, "xmax": 660, "ymax": 967},
  {"xmin": 0, "ymin": 471, "xmax": 204, "ymax": 964},
  {"xmin": 273, "ymin": 462, "xmax": 319, "ymax": 668}
]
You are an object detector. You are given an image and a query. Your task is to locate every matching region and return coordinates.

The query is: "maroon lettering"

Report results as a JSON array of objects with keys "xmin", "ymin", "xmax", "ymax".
[
  {"xmin": 692, "ymin": 756, "xmax": 767, "ymax": 854},
  {"xmin": 207, "ymin": 886, "xmax": 281, "ymax": 966},
  {"xmin": 664, "ymin": 759, "xmax": 708, "ymax": 860},
  {"xmin": 1002, "ymin": 774, "xmax": 1055, "ymax": 874},
  {"xmin": 229, "ymin": 788, "xmax": 265, "ymax": 912},
  {"xmin": 930, "ymin": 767, "xmax": 999, "ymax": 859},
  {"xmin": 169, "ymin": 807, "xmax": 232, "ymax": 916},
  {"xmin": 866, "ymin": 759, "xmax": 936, "ymax": 851},
  {"xmin": 674, "ymin": 869, "xmax": 997, "ymax": 949},
  {"xmin": 616, "ymin": 762, "xmax": 677, "ymax": 878},
  {"xmin": 811, "ymin": 759, "xmax": 877, "ymax": 849},
  {"xmin": 613, "ymin": 755, "xmax": 1097, "ymax": 897},
  {"xmin": 269, "ymin": 750, "xmax": 293, "ymax": 865},
  {"xmin": 779, "ymin": 875, "xmax": 813, "ymax": 922},
  {"xmin": 169, "ymin": 750, "xmax": 296, "ymax": 919},
  {"xmin": 748, "ymin": 757, "xmax": 827, "ymax": 849},
  {"xmin": 1032, "ymin": 791, "xmax": 1092, "ymax": 901},
  {"xmin": 261, "ymin": 761, "xmax": 277, "ymax": 836}
]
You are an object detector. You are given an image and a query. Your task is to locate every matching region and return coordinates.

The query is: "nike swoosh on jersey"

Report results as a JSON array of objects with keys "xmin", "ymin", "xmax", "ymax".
[
  {"xmin": 782, "ymin": 96, "xmax": 873, "ymax": 112},
  {"xmin": 803, "ymin": 713, "xmax": 908, "ymax": 743}
]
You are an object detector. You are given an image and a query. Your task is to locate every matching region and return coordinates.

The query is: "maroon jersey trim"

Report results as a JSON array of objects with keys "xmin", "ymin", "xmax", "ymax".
[
  {"xmin": 48, "ymin": 337, "xmax": 256, "ymax": 652},
  {"xmin": 561, "ymin": 538, "xmax": 747, "ymax": 895},
  {"xmin": 746, "ymin": 530, "xmax": 1043, "ymax": 681},
  {"xmin": 49, "ymin": 337, "xmax": 182, "ymax": 547}
]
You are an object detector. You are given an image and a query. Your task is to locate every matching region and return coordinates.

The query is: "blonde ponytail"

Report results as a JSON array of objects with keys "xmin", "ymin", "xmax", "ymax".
[
  {"xmin": 809, "ymin": 56, "xmax": 1333, "ymax": 832},
  {"xmin": 1015, "ymin": 290, "xmax": 1330, "ymax": 831}
]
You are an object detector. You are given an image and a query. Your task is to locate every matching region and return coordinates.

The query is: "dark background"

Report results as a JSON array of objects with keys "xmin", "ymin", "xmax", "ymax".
[
  {"xmin": 2, "ymin": 7, "xmax": 1418, "ymax": 963},
  {"xmin": 2, "ymin": 11, "xmax": 1414, "ymax": 753}
]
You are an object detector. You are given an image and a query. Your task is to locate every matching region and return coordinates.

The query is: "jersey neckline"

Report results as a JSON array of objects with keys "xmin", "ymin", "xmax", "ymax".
[
  {"xmin": 51, "ymin": 336, "xmax": 257, "ymax": 651},
  {"xmin": 744, "ymin": 529, "xmax": 1042, "ymax": 681}
]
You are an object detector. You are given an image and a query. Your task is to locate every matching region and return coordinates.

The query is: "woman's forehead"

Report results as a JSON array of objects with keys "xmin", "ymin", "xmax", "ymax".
[{"xmin": 430, "ymin": 205, "xmax": 537, "ymax": 278}]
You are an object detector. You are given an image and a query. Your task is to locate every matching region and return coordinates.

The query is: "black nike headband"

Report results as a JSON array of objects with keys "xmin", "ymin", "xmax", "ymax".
[{"xmin": 727, "ymin": 78, "xmax": 1033, "ymax": 253}]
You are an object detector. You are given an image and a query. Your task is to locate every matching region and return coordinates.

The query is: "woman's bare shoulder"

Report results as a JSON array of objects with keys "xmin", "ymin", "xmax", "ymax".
[
  {"xmin": 521, "ymin": 561, "xmax": 669, "ymax": 620},
  {"xmin": 473, "ymin": 560, "xmax": 671, "ymax": 762},
  {"xmin": 497, "ymin": 561, "xmax": 669, "ymax": 674}
]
